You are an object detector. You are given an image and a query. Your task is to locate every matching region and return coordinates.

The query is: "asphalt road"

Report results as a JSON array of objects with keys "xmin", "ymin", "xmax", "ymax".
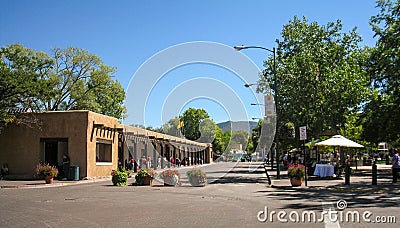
[{"xmin": 1, "ymin": 162, "xmax": 399, "ymax": 227}]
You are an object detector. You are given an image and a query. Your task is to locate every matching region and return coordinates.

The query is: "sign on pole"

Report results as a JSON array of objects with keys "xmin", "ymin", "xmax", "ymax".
[
  {"xmin": 299, "ymin": 126, "xmax": 307, "ymax": 141},
  {"xmin": 264, "ymin": 95, "xmax": 275, "ymax": 116},
  {"xmin": 299, "ymin": 125, "xmax": 307, "ymax": 186}
]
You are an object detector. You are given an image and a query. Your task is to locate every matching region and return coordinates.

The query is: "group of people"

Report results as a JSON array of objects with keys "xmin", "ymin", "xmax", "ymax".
[{"xmin": 124, "ymin": 155, "xmax": 199, "ymax": 171}]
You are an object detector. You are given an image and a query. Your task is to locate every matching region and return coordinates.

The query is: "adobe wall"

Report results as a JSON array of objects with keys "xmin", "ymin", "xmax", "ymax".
[
  {"xmin": 86, "ymin": 112, "xmax": 120, "ymax": 177},
  {"xmin": 0, "ymin": 111, "xmax": 89, "ymax": 179}
]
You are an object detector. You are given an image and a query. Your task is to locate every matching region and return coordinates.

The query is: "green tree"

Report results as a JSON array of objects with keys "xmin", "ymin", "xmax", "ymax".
[
  {"xmin": 0, "ymin": 44, "xmax": 54, "ymax": 131},
  {"xmin": 161, "ymin": 117, "xmax": 180, "ymax": 136},
  {"xmin": 44, "ymin": 47, "xmax": 126, "ymax": 119},
  {"xmin": 250, "ymin": 119, "xmax": 263, "ymax": 153},
  {"xmin": 181, "ymin": 108, "xmax": 210, "ymax": 141},
  {"xmin": 363, "ymin": 0, "xmax": 400, "ymax": 146},
  {"xmin": 1, "ymin": 44, "xmax": 126, "ymax": 121},
  {"xmin": 230, "ymin": 130, "xmax": 249, "ymax": 150},
  {"xmin": 212, "ymin": 127, "xmax": 225, "ymax": 156},
  {"xmin": 197, "ymin": 118, "xmax": 217, "ymax": 143},
  {"xmin": 260, "ymin": 16, "xmax": 372, "ymax": 142}
]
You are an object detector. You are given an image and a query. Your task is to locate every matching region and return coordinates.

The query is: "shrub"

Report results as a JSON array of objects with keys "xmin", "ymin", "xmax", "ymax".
[{"xmin": 111, "ymin": 168, "xmax": 129, "ymax": 186}]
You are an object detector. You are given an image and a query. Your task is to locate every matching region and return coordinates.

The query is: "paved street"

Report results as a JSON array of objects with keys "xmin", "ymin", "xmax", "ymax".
[{"xmin": 1, "ymin": 162, "xmax": 399, "ymax": 227}]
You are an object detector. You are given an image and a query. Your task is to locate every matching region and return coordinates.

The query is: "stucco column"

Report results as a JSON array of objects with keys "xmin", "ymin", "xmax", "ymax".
[
  {"xmin": 144, "ymin": 140, "xmax": 149, "ymax": 168},
  {"xmin": 151, "ymin": 140, "xmax": 157, "ymax": 170},
  {"xmin": 133, "ymin": 139, "xmax": 138, "ymax": 172},
  {"xmin": 190, "ymin": 147, "xmax": 194, "ymax": 165},
  {"xmin": 166, "ymin": 144, "xmax": 171, "ymax": 168},
  {"xmin": 160, "ymin": 142, "xmax": 165, "ymax": 169}
]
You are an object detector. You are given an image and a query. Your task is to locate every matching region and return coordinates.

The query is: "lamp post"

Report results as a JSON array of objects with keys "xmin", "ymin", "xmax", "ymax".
[
  {"xmin": 235, "ymin": 45, "xmax": 280, "ymax": 179},
  {"xmin": 244, "ymin": 83, "xmax": 257, "ymax": 88}
]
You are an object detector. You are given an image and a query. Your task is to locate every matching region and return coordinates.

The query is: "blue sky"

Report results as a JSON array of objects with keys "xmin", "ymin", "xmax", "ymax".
[{"xmin": 1, "ymin": 0, "xmax": 379, "ymax": 128}]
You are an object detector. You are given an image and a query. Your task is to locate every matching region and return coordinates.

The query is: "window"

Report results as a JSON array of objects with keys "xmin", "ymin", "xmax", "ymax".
[{"xmin": 96, "ymin": 139, "xmax": 112, "ymax": 163}]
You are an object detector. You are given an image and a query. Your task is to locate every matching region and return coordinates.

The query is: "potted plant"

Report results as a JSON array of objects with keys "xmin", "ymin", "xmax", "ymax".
[
  {"xmin": 134, "ymin": 168, "xmax": 157, "ymax": 186},
  {"xmin": 160, "ymin": 169, "xmax": 180, "ymax": 186},
  {"xmin": 36, "ymin": 162, "xmax": 58, "ymax": 184},
  {"xmin": 186, "ymin": 168, "xmax": 207, "ymax": 187},
  {"xmin": 111, "ymin": 168, "xmax": 129, "ymax": 186},
  {"xmin": 287, "ymin": 163, "xmax": 306, "ymax": 187}
]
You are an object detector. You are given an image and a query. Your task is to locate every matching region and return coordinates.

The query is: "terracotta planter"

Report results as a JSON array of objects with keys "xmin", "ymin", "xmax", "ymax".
[
  {"xmin": 290, "ymin": 177, "xmax": 302, "ymax": 187},
  {"xmin": 45, "ymin": 175, "xmax": 54, "ymax": 184},
  {"xmin": 143, "ymin": 175, "xmax": 153, "ymax": 186}
]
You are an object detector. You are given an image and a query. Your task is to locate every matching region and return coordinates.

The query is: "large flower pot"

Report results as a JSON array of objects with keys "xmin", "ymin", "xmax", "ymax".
[
  {"xmin": 143, "ymin": 175, "xmax": 153, "ymax": 186},
  {"xmin": 188, "ymin": 176, "xmax": 207, "ymax": 187},
  {"xmin": 163, "ymin": 175, "xmax": 179, "ymax": 186},
  {"xmin": 45, "ymin": 175, "xmax": 54, "ymax": 184},
  {"xmin": 290, "ymin": 177, "xmax": 302, "ymax": 187}
]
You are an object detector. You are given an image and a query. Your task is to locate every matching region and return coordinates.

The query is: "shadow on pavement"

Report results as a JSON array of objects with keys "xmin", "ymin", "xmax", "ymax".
[{"xmin": 256, "ymin": 181, "xmax": 399, "ymax": 210}]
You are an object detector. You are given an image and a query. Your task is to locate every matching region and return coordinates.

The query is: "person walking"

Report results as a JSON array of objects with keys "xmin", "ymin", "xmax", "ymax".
[{"xmin": 392, "ymin": 150, "xmax": 400, "ymax": 183}]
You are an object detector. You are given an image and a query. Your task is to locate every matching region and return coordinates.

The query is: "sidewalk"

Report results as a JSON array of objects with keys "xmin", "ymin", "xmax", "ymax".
[
  {"xmin": 264, "ymin": 163, "xmax": 394, "ymax": 190},
  {"xmin": 1, "ymin": 163, "xmax": 394, "ymax": 189},
  {"xmin": 0, "ymin": 177, "xmax": 112, "ymax": 189},
  {"xmin": 0, "ymin": 163, "xmax": 212, "ymax": 189}
]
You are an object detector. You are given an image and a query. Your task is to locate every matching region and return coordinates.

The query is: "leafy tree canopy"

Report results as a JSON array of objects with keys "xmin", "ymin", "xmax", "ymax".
[
  {"xmin": 181, "ymin": 108, "xmax": 210, "ymax": 141},
  {"xmin": 0, "ymin": 44, "xmax": 126, "ymax": 131},
  {"xmin": 260, "ymin": 16, "xmax": 372, "ymax": 142},
  {"xmin": 363, "ymin": 0, "xmax": 400, "ymax": 146},
  {"xmin": 0, "ymin": 44, "xmax": 54, "ymax": 131}
]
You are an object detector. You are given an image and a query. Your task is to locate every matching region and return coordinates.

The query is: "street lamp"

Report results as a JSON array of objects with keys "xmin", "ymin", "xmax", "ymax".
[
  {"xmin": 235, "ymin": 45, "xmax": 280, "ymax": 179},
  {"xmin": 244, "ymin": 83, "xmax": 257, "ymax": 88}
]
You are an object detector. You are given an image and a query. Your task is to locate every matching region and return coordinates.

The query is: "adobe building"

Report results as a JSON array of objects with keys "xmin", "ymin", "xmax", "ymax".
[{"xmin": 0, "ymin": 111, "xmax": 212, "ymax": 180}]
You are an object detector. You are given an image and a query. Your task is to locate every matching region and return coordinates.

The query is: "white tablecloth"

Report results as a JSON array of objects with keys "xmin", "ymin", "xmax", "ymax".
[{"xmin": 313, "ymin": 164, "xmax": 334, "ymax": 177}]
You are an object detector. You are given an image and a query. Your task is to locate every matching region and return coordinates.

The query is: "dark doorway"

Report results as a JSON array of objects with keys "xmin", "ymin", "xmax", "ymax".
[
  {"xmin": 41, "ymin": 138, "xmax": 68, "ymax": 167},
  {"xmin": 45, "ymin": 141, "xmax": 58, "ymax": 166}
]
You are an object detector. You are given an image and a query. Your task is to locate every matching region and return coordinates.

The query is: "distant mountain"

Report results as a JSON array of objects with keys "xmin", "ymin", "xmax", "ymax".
[{"xmin": 217, "ymin": 121, "xmax": 258, "ymax": 134}]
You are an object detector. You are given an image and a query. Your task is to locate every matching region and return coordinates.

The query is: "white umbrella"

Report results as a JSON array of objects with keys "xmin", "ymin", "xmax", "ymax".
[{"xmin": 315, "ymin": 135, "xmax": 364, "ymax": 148}]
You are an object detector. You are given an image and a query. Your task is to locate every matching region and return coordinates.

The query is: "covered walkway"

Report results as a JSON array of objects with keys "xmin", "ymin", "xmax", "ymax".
[{"xmin": 121, "ymin": 125, "xmax": 212, "ymax": 171}]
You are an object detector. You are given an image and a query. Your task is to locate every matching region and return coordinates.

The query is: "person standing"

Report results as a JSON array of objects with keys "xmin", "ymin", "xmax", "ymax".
[
  {"xmin": 147, "ymin": 156, "xmax": 152, "ymax": 169},
  {"xmin": 130, "ymin": 157, "xmax": 135, "ymax": 170},
  {"xmin": 62, "ymin": 154, "xmax": 70, "ymax": 181},
  {"xmin": 392, "ymin": 150, "xmax": 400, "ymax": 183},
  {"xmin": 157, "ymin": 156, "xmax": 161, "ymax": 169}
]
